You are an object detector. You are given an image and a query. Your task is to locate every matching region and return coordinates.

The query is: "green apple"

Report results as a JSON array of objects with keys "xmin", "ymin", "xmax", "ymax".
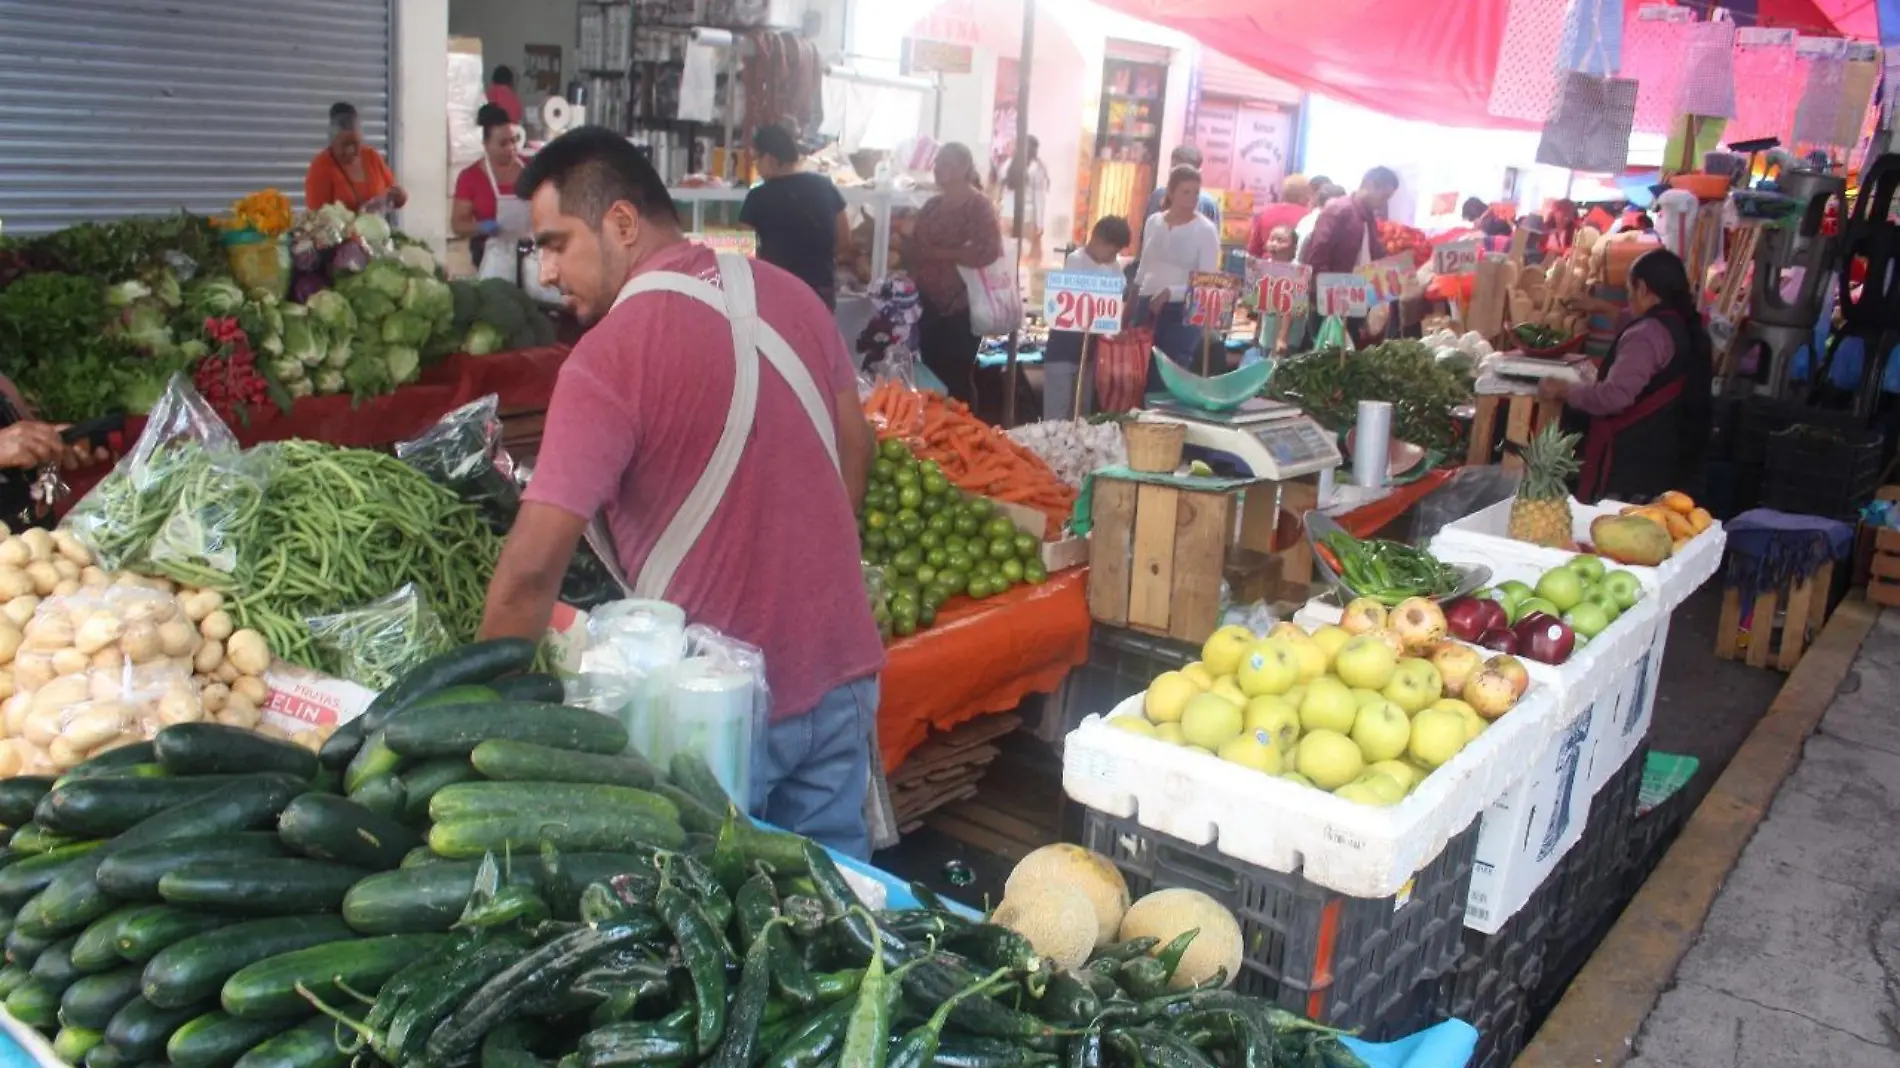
[
  {"xmin": 1299, "ymin": 677, "xmax": 1360, "ymax": 734},
  {"xmin": 1217, "ymin": 729, "xmax": 1284, "ymax": 774},
  {"xmin": 1268, "ymin": 624, "xmax": 1329, "ymax": 681},
  {"xmin": 1407, "ymin": 706, "xmax": 1469, "ymax": 768},
  {"xmin": 1333, "ymin": 634, "xmax": 1400, "ymax": 690},
  {"xmin": 1350, "ymin": 699, "xmax": 1412, "ymax": 762},
  {"xmin": 1564, "ymin": 601, "xmax": 1613, "ymax": 640},
  {"xmin": 1181, "ymin": 693, "xmax": 1245, "ymax": 749},
  {"xmin": 1109, "ymin": 715, "xmax": 1157, "ymax": 736},
  {"xmin": 1367, "ymin": 759, "xmax": 1422, "ymax": 792},
  {"xmin": 1585, "ymin": 587, "xmax": 1622, "ymax": 620},
  {"xmin": 1534, "ymin": 567, "xmax": 1586, "ymax": 612},
  {"xmin": 1236, "ymin": 640, "xmax": 1302, "ymax": 697},
  {"xmin": 1295, "ymin": 729, "xmax": 1364, "ymax": 789},
  {"xmin": 1382, "ymin": 658, "xmax": 1444, "ymax": 715},
  {"xmin": 1515, "ymin": 596, "xmax": 1562, "ymax": 621},
  {"xmin": 1567, "ymin": 554, "xmax": 1607, "ymax": 582},
  {"xmin": 1603, "ymin": 569, "xmax": 1644, "ymax": 610},
  {"xmin": 1200, "ymin": 624, "xmax": 1258, "ymax": 677},
  {"xmin": 1243, "ymin": 696, "xmax": 1302, "ymax": 752},
  {"xmin": 1310, "ymin": 624, "xmax": 1353, "ymax": 665},
  {"xmin": 1495, "ymin": 580, "xmax": 1535, "ymax": 612}
]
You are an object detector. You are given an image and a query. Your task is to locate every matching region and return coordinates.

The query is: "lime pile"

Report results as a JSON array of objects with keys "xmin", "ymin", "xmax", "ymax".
[{"xmin": 860, "ymin": 439, "xmax": 1049, "ymax": 639}]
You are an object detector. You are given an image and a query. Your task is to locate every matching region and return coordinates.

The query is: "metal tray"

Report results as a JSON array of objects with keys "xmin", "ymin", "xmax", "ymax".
[{"xmin": 1304, "ymin": 511, "xmax": 1490, "ymax": 604}]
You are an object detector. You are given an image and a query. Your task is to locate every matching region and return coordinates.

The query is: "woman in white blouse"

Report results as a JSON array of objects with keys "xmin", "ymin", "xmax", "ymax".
[{"xmin": 1135, "ymin": 165, "xmax": 1222, "ymax": 375}]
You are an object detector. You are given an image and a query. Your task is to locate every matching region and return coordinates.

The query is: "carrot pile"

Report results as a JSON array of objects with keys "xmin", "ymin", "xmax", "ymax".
[{"xmin": 862, "ymin": 383, "xmax": 1076, "ymax": 538}]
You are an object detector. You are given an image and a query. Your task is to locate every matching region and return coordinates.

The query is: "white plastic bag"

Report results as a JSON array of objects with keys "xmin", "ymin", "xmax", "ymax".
[{"xmin": 960, "ymin": 257, "xmax": 1025, "ymax": 337}]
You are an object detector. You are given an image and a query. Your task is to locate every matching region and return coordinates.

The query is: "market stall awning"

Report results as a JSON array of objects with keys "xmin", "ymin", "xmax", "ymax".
[{"xmin": 1079, "ymin": 0, "xmax": 1516, "ymax": 127}]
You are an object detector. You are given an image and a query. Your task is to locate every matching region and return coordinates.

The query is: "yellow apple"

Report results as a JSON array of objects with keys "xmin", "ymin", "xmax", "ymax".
[
  {"xmin": 1382, "ymin": 658, "xmax": 1444, "ymax": 715},
  {"xmin": 1201, "ymin": 625, "xmax": 1258, "ymax": 677},
  {"xmin": 1155, "ymin": 722, "xmax": 1186, "ymax": 745},
  {"xmin": 1243, "ymin": 696, "xmax": 1302, "ymax": 752},
  {"xmin": 1349, "ymin": 699, "xmax": 1412, "ymax": 762},
  {"xmin": 1144, "ymin": 672, "xmax": 1198, "ymax": 724},
  {"xmin": 1217, "ymin": 730, "xmax": 1284, "ymax": 774},
  {"xmin": 1109, "ymin": 715, "xmax": 1157, "ymax": 737},
  {"xmin": 1430, "ymin": 698, "xmax": 1485, "ymax": 742},
  {"xmin": 1210, "ymin": 677, "xmax": 1248, "ymax": 708},
  {"xmin": 1367, "ymin": 759, "xmax": 1422, "ymax": 792},
  {"xmin": 1299, "ymin": 677, "xmax": 1360, "ymax": 734},
  {"xmin": 1311, "ymin": 624, "xmax": 1353, "ymax": 664},
  {"xmin": 1181, "ymin": 663, "xmax": 1216, "ymax": 691},
  {"xmin": 1333, "ymin": 634, "xmax": 1399, "ymax": 690},
  {"xmin": 1407, "ymin": 706, "xmax": 1468, "ymax": 768},
  {"xmin": 1295, "ymin": 729, "xmax": 1365, "ymax": 790},
  {"xmin": 1181, "ymin": 694, "xmax": 1244, "ymax": 750},
  {"xmin": 1236, "ymin": 641, "xmax": 1301, "ymax": 697}
]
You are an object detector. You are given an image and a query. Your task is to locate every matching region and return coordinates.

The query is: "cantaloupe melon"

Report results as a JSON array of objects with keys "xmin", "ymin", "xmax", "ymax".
[
  {"xmin": 1004, "ymin": 844, "xmax": 1130, "ymax": 947},
  {"xmin": 992, "ymin": 884, "xmax": 1096, "ymax": 971},
  {"xmin": 1116, "ymin": 887, "xmax": 1243, "ymax": 989}
]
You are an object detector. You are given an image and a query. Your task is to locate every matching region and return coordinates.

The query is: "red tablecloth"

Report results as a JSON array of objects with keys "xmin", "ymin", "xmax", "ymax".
[
  {"xmin": 56, "ymin": 347, "xmax": 571, "ymax": 514},
  {"xmin": 877, "ymin": 568, "xmax": 1090, "ymax": 772}
]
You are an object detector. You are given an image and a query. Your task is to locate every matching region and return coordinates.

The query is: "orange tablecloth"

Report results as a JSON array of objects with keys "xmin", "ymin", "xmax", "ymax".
[{"xmin": 877, "ymin": 568, "xmax": 1090, "ymax": 771}]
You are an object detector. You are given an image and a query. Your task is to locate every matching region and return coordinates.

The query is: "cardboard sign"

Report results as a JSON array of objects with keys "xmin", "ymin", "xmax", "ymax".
[
  {"xmin": 1357, "ymin": 254, "xmax": 1411, "ymax": 304},
  {"xmin": 1043, "ymin": 271, "xmax": 1125, "ymax": 334},
  {"xmin": 1315, "ymin": 273, "xmax": 1371, "ymax": 318},
  {"xmin": 1184, "ymin": 272, "xmax": 1239, "ymax": 327},
  {"xmin": 1257, "ymin": 262, "xmax": 1311, "ymax": 317},
  {"xmin": 690, "ymin": 231, "xmax": 758, "ymax": 257},
  {"xmin": 1434, "ymin": 240, "xmax": 1480, "ymax": 276}
]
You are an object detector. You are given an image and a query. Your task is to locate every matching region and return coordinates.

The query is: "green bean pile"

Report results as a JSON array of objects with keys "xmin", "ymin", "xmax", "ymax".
[{"xmin": 76, "ymin": 439, "xmax": 501, "ymax": 672}]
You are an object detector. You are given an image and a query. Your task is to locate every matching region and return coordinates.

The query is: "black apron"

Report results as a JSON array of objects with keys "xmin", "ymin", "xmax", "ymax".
[{"xmin": 1568, "ymin": 307, "xmax": 1712, "ymax": 503}]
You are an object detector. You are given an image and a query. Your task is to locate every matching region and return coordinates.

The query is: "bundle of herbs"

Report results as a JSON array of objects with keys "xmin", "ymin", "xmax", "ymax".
[{"xmin": 1266, "ymin": 340, "xmax": 1473, "ymax": 453}]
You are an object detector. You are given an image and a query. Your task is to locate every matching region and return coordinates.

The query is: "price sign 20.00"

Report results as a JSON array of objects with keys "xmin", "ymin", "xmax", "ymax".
[{"xmin": 1043, "ymin": 271, "xmax": 1126, "ymax": 333}]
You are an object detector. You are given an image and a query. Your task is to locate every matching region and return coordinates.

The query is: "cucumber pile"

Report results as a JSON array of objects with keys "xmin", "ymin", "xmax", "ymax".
[{"xmin": 0, "ymin": 636, "xmax": 1372, "ymax": 1068}]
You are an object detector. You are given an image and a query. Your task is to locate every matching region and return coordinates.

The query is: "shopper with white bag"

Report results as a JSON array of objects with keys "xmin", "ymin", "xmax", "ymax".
[{"xmin": 477, "ymin": 128, "xmax": 886, "ymax": 857}]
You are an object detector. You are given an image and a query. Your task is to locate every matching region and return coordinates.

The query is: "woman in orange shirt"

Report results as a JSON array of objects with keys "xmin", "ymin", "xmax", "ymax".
[{"xmin": 305, "ymin": 103, "xmax": 407, "ymax": 212}]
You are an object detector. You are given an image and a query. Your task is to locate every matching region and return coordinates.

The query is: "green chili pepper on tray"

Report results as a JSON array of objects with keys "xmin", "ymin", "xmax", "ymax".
[{"xmin": 1320, "ymin": 531, "xmax": 1460, "ymax": 605}]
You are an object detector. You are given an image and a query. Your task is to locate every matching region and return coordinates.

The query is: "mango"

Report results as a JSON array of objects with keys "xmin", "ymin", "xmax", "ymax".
[{"xmin": 1591, "ymin": 514, "xmax": 1673, "ymax": 566}]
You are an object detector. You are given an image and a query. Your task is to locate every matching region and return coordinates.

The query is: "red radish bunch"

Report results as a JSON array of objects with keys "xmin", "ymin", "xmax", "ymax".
[{"xmin": 193, "ymin": 316, "xmax": 271, "ymax": 419}]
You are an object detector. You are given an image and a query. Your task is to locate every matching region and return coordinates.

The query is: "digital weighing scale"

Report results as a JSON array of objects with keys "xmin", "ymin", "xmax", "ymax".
[
  {"xmin": 1138, "ymin": 396, "xmax": 1342, "ymax": 480},
  {"xmin": 1489, "ymin": 356, "xmax": 1584, "ymax": 383}
]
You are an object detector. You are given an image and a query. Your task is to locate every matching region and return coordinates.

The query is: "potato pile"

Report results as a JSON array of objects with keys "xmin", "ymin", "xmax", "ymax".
[{"xmin": 0, "ymin": 529, "xmax": 314, "ymax": 778}]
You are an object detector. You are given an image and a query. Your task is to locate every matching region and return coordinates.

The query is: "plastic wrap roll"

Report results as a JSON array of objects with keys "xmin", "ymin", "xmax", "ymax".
[
  {"xmin": 661, "ymin": 656, "xmax": 757, "ymax": 807},
  {"xmin": 1354, "ymin": 400, "xmax": 1393, "ymax": 490},
  {"xmin": 690, "ymin": 27, "xmax": 734, "ymax": 47},
  {"xmin": 542, "ymin": 96, "xmax": 574, "ymax": 135}
]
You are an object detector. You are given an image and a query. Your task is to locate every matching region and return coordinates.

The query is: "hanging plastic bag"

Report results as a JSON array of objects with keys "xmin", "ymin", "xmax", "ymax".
[
  {"xmin": 569, "ymin": 599, "xmax": 689, "ymax": 758},
  {"xmin": 305, "ymin": 583, "xmax": 453, "ymax": 690},
  {"xmin": 64, "ymin": 375, "xmax": 239, "ymax": 571},
  {"xmin": 147, "ymin": 443, "xmax": 280, "ymax": 579}
]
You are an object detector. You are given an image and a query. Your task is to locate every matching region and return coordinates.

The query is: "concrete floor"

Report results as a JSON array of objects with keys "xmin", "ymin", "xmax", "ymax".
[{"xmin": 1627, "ymin": 609, "xmax": 1900, "ymax": 1068}]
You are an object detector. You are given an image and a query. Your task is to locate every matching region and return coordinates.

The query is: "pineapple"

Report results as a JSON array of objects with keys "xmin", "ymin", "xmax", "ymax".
[{"xmin": 1507, "ymin": 424, "xmax": 1582, "ymax": 548}]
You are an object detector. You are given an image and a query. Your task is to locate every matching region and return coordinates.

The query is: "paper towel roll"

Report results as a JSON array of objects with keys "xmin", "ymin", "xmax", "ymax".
[
  {"xmin": 1354, "ymin": 400, "xmax": 1393, "ymax": 490},
  {"xmin": 690, "ymin": 27, "xmax": 734, "ymax": 47},
  {"xmin": 542, "ymin": 96, "xmax": 573, "ymax": 134}
]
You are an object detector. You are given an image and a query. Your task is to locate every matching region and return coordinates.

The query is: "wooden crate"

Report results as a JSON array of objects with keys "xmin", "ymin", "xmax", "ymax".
[
  {"xmin": 1870, "ymin": 526, "xmax": 1900, "ymax": 607},
  {"xmin": 1466, "ymin": 394, "xmax": 1566, "ymax": 470},
  {"xmin": 1715, "ymin": 560, "xmax": 1836, "ymax": 671}
]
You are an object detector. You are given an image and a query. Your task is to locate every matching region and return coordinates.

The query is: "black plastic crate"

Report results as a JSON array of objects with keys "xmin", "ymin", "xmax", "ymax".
[
  {"xmin": 1055, "ymin": 626, "xmax": 1199, "ymax": 737},
  {"xmin": 1760, "ymin": 424, "xmax": 1885, "ymax": 520},
  {"xmin": 1736, "ymin": 397, "xmax": 1866, "ymax": 464},
  {"xmin": 1545, "ymin": 745, "xmax": 1647, "ymax": 965},
  {"xmin": 1435, "ymin": 877, "xmax": 1553, "ymax": 1067},
  {"xmin": 1080, "ymin": 810, "xmax": 1476, "ymax": 1039}
]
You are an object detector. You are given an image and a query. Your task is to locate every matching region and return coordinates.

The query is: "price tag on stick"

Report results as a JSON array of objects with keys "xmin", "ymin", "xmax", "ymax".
[
  {"xmin": 1315, "ymin": 274, "xmax": 1371, "ymax": 318},
  {"xmin": 1185, "ymin": 271, "xmax": 1239, "ymax": 328},
  {"xmin": 1257, "ymin": 263, "xmax": 1312, "ymax": 317},
  {"xmin": 1042, "ymin": 271, "xmax": 1125, "ymax": 334},
  {"xmin": 1358, "ymin": 254, "xmax": 1411, "ymax": 305},
  {"xmin": 1434, "ymin": 240, "xmax": 1479, "ymax": 276}
]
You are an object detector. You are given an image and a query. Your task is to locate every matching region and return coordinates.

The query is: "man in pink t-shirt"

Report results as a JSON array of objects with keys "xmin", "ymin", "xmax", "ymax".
[
  {"xmin": 482, "ymin": 127, "xmax": 884, "ymax": 856},
  {"xmin": 487, "ymin": 66, "xmax": 525, "ymax": 124}
]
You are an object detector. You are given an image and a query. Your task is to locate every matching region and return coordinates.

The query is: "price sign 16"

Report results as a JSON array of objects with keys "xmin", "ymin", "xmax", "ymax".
[
  {"xmin": 1257, "ymin": 263, "xmax": 1311, "ymax": 317},
  {"xmin": 1043, "ymin": 271, "xmax": 1125, "ymax": 333}
]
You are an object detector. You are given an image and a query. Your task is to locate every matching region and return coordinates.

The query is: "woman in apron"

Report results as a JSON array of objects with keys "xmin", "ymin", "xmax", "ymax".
[
  {"xmin": 305, "ymin": 103, "xmax": 407, "ymax": 212},
  {"xmin": 453, "ymin": 103, "xmax": 529, "ymax": 279}
]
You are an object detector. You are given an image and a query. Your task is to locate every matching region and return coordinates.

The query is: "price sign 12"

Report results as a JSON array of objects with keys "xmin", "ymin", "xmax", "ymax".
[{"xmin": 1434, "ymin": 240, "xmax": 1479, "ymax": 276}]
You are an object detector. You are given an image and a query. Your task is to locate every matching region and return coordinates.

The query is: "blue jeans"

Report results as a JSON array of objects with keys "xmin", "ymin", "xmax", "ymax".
[{"xmin": 750, "ymin": 676, "xmax": 878, "ymax": 859}]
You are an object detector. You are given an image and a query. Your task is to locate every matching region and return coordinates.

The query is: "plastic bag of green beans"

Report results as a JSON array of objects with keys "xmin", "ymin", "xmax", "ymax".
[
  {"xmin": 147, "ymin": 442, "xmax": 281, "ymax": 577},
  {"xmin": 305, "ymin": 582, "xmax": 454, "ymax": 689}
]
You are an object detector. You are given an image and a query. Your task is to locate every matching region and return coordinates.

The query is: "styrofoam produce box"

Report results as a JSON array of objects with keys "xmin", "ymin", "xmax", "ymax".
[
  {"xmin": 1463, "ymin": 695, "xmax": 1599, "ymax": 934},
  {"xmin": 1427, "ymin": 540, "xmax": 1664, "ymax": 799},
  {"xmin": 1063, "ymin": 672, "xmax": 1564, "ymax": 900},
  {"xmin": 1429, "ymin": 496, "xmax": 1725, "ymax": 613}
]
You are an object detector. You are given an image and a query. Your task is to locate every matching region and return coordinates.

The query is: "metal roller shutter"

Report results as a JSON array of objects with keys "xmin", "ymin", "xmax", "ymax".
[
  {"xmin": 0, "ymin": 0, "xmax": 393, "ymax": 235},
  {"xmin": 1198, "ymin": 50, "xmax": 1300, "ymax": 106}
]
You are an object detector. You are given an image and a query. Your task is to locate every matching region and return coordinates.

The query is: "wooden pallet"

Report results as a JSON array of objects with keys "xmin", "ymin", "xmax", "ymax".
[
  {"xmin": 1715, "ymin": 560, "xmax": 1835, "ymax": 671},
  {"xmin": 1466, "ymin": 394, "xmax": 1566, "ymax": 470}
]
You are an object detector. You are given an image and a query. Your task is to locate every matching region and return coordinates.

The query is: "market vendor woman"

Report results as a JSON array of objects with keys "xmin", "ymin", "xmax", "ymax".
[
  {"xmin": 305, "ymin": 103, "xmax": 408, "ymax": 213},
  {"xmin": 452, "ymin": 103, "xmax": 526, "ymax": 273},
  {"xmin": 478, "ymin": 127, "xmax": 884, "ymax": 857},
  {"xmin": 1539, "ymin": 249, "xmax": 1712, "ymax": 502}
]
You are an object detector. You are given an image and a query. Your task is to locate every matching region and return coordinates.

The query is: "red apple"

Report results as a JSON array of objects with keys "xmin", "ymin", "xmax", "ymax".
[
  {"xmin": 1442, "ymin": 598, "xmax": 1491, "ymax": 642},
  {"xmin": 1477, "ymin": 628, "xmax": 1520, "ymax": 655},
  {"xmin": 1513, "ymin": 613, "xmax": 1576, "ymax": 665}
]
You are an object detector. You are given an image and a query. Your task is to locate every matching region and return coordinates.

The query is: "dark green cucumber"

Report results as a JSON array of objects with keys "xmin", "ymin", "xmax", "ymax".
[
  {"xmin": 428, "ymin": 811, "xmax": 683, "ymax": 858},
  {"xmin": 231, "ymin": 1014, "xmax": 352, "ymax": 1068},
  {"xmin": 276, "ymin": 794, "xmax": 417, "ymax": 871},
  {"xmin": 97, "ymin": 834, "xmax": 289, "ymax": 900},
  {"xmin": 346, "ymin": 774, "xmax": 405, "ymax": 819},
  {"xmin": 168, "ymin": 1011, "xmax": 300, "ymax": 1068},
  {"xmin": 55, "ymin": 764, "xmax": 168, "ymax": 787},
  {"xmin": 220, "ymin": 934, "xmax": 445, "ymax": 1018},
  {"xmin": 315, "ymin": 718, "xmax": 366, "ymax": 773},
  {"xmin": 488, "ymin": 674, "xmax": 564, "ymax": 704},
  {"xmin": 61, "ymin": 744, "xmax": 159, "ymax": 781},
  {"xmin": 108, "ymin": 775, "xmax": 304, "ymax": 857},
  {"xmin": 9, "ymin": 822, "xmax": 80, "ymax": 855},
  {"xmin": 343, "ymin": 732, "xmax": 403, "ymax": 796},
  {"xmin": 399, "ymin": 847, "xmax": 445, "ymax": 869},
  {"xmin": 106, "ymin": 995, "xmax": 211, "ymax": 1059},
  {"xmin": 85, "ymin": 1041, "xmax": 133, "ymax": 1068},
  {"xmin": 0, "ymin": 964, "xmax": 28, "ymax": 998},
  {"xmin": 669, "ymin": 752, "xmax": 739, "ymax": 816},
  {"xmin": 430, "ymin": 782, "xmax": 675, "ymax": 824},
  {"xmin": 398, "ymin": 759, "xmax": 480, "ymax": 823},
  {"xmin": 383, "ymin": 702, "xmax": 628, "ymax": 759},
  {"xmin": 157, "ymin": 860, "xmax": 367, "ymax": 916},
  {"xmin": 470, "ymin": 741, "xmax": 658, "ymax": 790},
  {"xmin": 73, "ymin": 908, "xmax": 143, "ymax": 972},
  {"xmin": 114, "ymin": 907, "xmax": 230, "ymax": 963},
  {"xmin": 341, "ymin": 861, "xmax": 539, "ymax": 934},
  {"xmin": 142, "ymin": 916, "xmax": 358, "ymax": 1009},
  {"xmin": 655, "ymin": 784, "xmax": 723, "ymax": 836},
  {"xmin": 61, "ymin": 966, "xmax": 145, "ymax": 1030},
  {"xmin": 0, "ymin": 777, "xmax": 56, "ymax": 826},
  {"xmin": 54, "ymin": 1025, "xmax": 104, "ymax": 1063},
  {"xmin": 153, "ymin": 725, "xmax": 317, "ymax": 780},
  {"xmin": 7, "ymin": 975, "xmax": 65, "ymax": 1029},
  {"xmin": 0, "ymin": 841, "xmax": 104, "ymax": 908},
  {"xmin": 7, "ymin": 923, "xmax": 55, "ymax": 966},
  {"xmin": 359, "ymin": 641, "xmax": 537, "ymax": 734},
  {"xmin": 30, "ymin": 935, "xmax": 84, "ymax": 984},
  {"xmin": 35, "ymin": 778, "xmax": 244, "ymax": 838},
  {"xmin": 16, "ymin": 864, "xmax": 115, "ymax": 939}
]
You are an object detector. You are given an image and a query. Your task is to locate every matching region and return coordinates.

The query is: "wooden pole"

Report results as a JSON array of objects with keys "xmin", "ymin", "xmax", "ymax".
[
  {"xmin": 1073, "ymin": 332, "xmax": 1093, "ymax": 420},
  {"xmin": 1001, "ymin": 0, "xmax": 1036, "ymax": 428}
]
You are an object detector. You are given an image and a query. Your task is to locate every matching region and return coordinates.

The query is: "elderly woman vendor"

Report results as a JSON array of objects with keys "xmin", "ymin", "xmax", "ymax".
[{"xmin": 305, "ymin": 102, "xmax": 408, "ymax": 212}]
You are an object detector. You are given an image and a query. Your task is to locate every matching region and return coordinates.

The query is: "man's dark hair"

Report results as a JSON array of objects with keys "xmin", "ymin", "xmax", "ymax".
[
  {"xmin": 1362, "ymin": 166, "xmax": 1400, "ymax": 191},
  {"xmin": 517, "ymin": 126, "xmax": 680, "ymax": 227},
  {"xmin": 1462, "ymin": 196, "xmax": 1488, "ymax": 222},
  {"xmin": 476, "ymin": 103, "xmax": 512, "ymax": 137},
  {"xmin": 752, "ymin": 124, "xmax": 800, "ymax": 165},
  {"xmin": 493, "ymin": 65, "xmax": 515, "ymax": 86},
  {"xmin": 1170, "ymin": 144, "xmax": 1204, "ymax": 168},
  {"xmin": 1091, "ymin": 216, "xmax": 1132, "ymax": 249}
]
